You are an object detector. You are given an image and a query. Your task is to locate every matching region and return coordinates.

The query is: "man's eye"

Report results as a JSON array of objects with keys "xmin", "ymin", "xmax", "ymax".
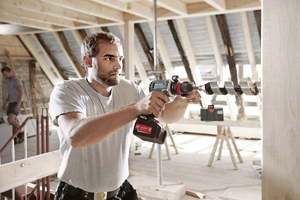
[{"xmin": 105, "ymin": 57, "xmax": 112, "ymax": 60}]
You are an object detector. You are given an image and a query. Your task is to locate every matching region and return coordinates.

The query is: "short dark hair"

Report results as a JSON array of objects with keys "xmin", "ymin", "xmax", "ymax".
[
  {"xmin": 1, "ymin": 67, "xmax": 11, "ymax": 73},
  {"xmin": 81, "ymin": 31, "xmax": 121, "ymax": 59}
]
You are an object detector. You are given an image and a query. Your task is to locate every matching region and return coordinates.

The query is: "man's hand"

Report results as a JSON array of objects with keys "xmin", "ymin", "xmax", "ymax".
[
  {"xmin": 134, "ymin": 91, "xmax": 169, "ymax": 118},
  {"xmin": 14, "ymin": 104, "xmax": 21, "ymax": 113},
  {"xmin": 181, "ymin": 90, "xmax": 201, "ymax": 104}
]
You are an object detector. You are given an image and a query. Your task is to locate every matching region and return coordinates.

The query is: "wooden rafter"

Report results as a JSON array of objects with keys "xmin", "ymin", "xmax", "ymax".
[
  {"xmin": 253, "ymin": 10, "xmax": 261, "ymax": 42},
  {"xmin": 215, "ymin": 14, "xmax": 246, "ymax": 120},
  {"xmin": 19, "ymin": 34, "xmax": 58, "ymax": 86},
  {"xmin": 52, "ymin": 32, "xmax": 85, "ymax": 78},
  {"xmin": 148, "ymin": 0, "xmax": 188, "ymax": 16},
  {"xmin": 35, "ymin": 34, "xmax": 68, "ymax": 80},
  {"xmin": 167, "ymin": 19, "xmax": 195, "ymax": 83},
  {"xmin": 134, "ymin": 23, "xmax": 154, "ymax": 71}
]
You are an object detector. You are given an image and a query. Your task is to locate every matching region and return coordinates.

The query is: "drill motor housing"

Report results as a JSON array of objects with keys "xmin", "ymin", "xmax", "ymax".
[{"xmin": 133, "ymin": 76, "xmax": 194, "ymax": 144}]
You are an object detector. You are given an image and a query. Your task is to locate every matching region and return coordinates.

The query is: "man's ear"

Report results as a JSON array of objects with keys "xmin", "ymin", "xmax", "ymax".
[{"xmin": 83, "ymin": 56, "xmax": 92, "ymax": 68}]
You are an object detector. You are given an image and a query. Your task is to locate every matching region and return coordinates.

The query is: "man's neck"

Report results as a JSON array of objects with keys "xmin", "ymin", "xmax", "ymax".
[
  {"xmin": 86, "ymin": 78, "xmax": 112, "ymax": 97},
  {"xmin": 8, "ymin": 74, "xmax": 15, "ymax": 80}
]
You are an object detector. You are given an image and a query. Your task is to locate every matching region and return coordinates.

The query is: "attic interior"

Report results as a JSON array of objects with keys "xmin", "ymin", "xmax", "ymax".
[{"xmin": 0, "ymin": 0, "xmax": 299, "ymax": 200}]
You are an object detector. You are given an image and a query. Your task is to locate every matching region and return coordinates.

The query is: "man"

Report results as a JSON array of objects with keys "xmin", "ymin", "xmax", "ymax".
[
  {"xmin": 49, "ymin": 31, "xmax": 201, "ymax": 200},
  {"xmin": 1, "ymin": 67, "xmax": 24, "ymax": 144}
]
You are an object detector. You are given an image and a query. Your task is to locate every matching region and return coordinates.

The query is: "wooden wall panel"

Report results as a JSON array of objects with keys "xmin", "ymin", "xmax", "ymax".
[{"xmin": 262, "ymin": 0, "xmax": 300, "ymax": 199}]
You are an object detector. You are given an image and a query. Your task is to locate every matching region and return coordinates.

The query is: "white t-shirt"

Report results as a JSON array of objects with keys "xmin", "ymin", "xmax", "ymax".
[{"xmin": 49, "ymin": 78, "xmax": 145, "ymax": 193}]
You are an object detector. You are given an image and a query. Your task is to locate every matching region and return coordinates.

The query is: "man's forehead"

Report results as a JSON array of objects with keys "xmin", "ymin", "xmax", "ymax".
[{"xmin": 98, "ymin": 42, "xmax": 123, "ymax": 56}]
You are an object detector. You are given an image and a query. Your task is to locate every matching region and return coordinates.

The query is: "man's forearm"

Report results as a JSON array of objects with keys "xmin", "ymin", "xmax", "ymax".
[
  {"xmin": 158, "ymin": 96, "xmax": 189, "ymax": 124},
  {"xmin": 58, "ymin": 102, "xmax": 140, "ymax": 148}
]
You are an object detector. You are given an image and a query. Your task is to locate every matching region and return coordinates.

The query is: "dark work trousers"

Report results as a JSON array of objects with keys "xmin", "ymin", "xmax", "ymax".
[{"xmin": 54, "ymin": 179, "xmax": 139, "ymax": 200}]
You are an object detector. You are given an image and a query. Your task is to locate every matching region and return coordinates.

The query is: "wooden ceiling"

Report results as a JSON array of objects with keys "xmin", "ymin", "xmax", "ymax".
[{"xmin": 0, "ymin": 0, "xmax": 261, "ymax": 35}]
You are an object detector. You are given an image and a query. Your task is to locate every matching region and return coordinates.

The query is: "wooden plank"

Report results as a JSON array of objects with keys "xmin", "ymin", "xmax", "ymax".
[
  {"xmin": 29, "ymin": 61, "xmax": 37, "ymax": 114},
  {"xmin": 215, "ymin": 14, "xmax": 246, "ymax": 120},
  {"xmin": 41, "ymin": 0, "xmax": 124, "ymax": 23},
  {"xmin": 134, "ymin": 23, "xmax": 154, "ymax": 71},
  {"xmin": 0, "ymin": 150, "xmax": 61, "ymax": 193},
  {"xmin": 262, "ymin": 0, "xmax": 300, "ymax": 199},
  {"xmin": 71, "ymin": 30, "xmax": 84, "ymax": 47},
  {"xmin": 52, "ymin": 31, "xmax": 85, "ymax": 78},
  {"xmin": 33, "ymin": 34, "xmax": 67, "ymax": 80},
  {"xmin": 167, "ymin": 19, "xmax": 195, "ymax": 83},
  {"xmin": 19, "ymin": 35, "xmax": 59, "ymax": 86}
]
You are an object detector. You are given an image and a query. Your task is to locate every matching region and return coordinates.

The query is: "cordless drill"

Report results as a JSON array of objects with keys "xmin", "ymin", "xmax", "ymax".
[{"xmin": 133, "ymin": 76, "xmax": 195, "ymax": 144}]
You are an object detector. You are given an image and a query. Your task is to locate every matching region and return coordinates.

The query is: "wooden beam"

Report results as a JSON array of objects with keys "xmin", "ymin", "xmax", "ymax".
[
  {"xmin": 0, "ymin": 0, "xmax": 101, "ymax": 26},
  {"xmin": 29, "ymin": 61, "xmax": 37, "ymax": 115},
  {"xmin": 253, "ymin": 10, "xmax": 261, "ymax": 42},
  {"xmin": 203, "ymin": 0, "xmax": 226, "ymax": 11},
  {"xmin": 0, "ymin": 4, "xmax": 75, "ymax": 28},
  {"xmin": 215, "ymin": 14, "xmax": 246, "ymax": 120},
  {"xmin": 263, "ymin": 0, "xmax": 300, "ymax": 198},
  {"xmin": 71, "ymin": 30, "xmax": 84, "ymax": 47},
  {"xmin": 241, "ymin": 12, "xmax": 258, "ymax": 81},
  {"xmin": 19, "ymin": 35, "xmax": 59, "ymax": 86},
  {"xmin": 90, "ymin": 0, "xmax": 152, "ymax": 20},
  {"xmin": 124, "ymin": 20, "xmax": 135, "ymax": 81},
  {"xmin": 40, "ymin": 0, "xmax": 124, "ymax": 23},
  {"xmin": 35, "ymin": 34, "xmax": 68, "ymax": 80},
  {"xmin": 0, "ymin": 150, "xmax": 61, "ymax": 193},
  {"xmin": 167, "ymin": 19, "xmax": 195, "ymax": 83},
  {"xmin": 0, "ymin": 14, "xmax": 54, "ymax": 31},
  {"xmin": 148, "ymin": 0, "xmax": 188, "ymax": 16},
  {"xmin": 148, "ymin": 22, "xmax": 174, "ymax": 79},
  {"xmin": 134, "ymin": 23, "xmax": 154, "ymax": 71},
  {"xmin": 52, "ymin": 31, "xmax": 85, "ymax": 78}
]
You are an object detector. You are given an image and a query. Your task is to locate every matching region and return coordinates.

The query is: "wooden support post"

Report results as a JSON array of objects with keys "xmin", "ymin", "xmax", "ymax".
[
  {"xmin": 253, "ymin": 10, "xmax": 261, "ymax": 43},
  {"xmin": 29, "ymin": 61, "xmax": 37, "ymax": 115}
]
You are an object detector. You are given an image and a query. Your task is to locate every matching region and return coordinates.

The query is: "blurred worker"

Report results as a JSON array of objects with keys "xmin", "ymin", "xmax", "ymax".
[{"xmin": 1, "ymin": 67, "xmax": 24, "ymax": 144}]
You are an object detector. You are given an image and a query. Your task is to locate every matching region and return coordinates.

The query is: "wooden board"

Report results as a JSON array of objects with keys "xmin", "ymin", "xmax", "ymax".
[
  {"xmin": 0, "ymin": 150, "xmax": 61, "ymax": 193},
  {"xmin": 262, "ymin": 0, "xmax": 300, "ymax": 199}
]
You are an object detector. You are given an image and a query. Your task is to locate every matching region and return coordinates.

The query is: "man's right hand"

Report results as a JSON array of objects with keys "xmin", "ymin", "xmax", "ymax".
[
  {"xmin": 133, "ymin": 91, "xmax": 169, "ymax": 118},
  {"xmin": 2, "ymin": 104, "xmax": 7, "ymax": 110}
]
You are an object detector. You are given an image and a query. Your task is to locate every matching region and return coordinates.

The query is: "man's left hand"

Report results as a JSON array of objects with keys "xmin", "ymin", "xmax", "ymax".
[{"xmin": 180, "ymin": 90, "xmax": 201, "ymax": 104}]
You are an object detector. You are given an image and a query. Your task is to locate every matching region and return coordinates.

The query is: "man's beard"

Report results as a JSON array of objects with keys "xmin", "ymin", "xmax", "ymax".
[{"xmin": 96, "ymin": 73, "xmax": 120, "ymax": 86}]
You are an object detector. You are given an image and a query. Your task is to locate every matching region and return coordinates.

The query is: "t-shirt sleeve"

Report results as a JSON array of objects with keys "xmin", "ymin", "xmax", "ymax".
[
  {"xmin": 49, "ymin": 82, "xmax": 86, "ymax": 126},
  {"xmin": 15, "ymin": 77, "xmax": 22, "ymax": 86}
]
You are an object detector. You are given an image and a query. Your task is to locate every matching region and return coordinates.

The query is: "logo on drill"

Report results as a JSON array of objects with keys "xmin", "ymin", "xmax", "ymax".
[{"xmin": 135, "ymin": 124, "xmax": 152, "ymax": 134}]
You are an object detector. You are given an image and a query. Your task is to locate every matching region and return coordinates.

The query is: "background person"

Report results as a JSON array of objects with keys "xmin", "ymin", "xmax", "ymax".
[{"xmin": 1, "ymin": 67, "xmax": 24, "ymax": 144}]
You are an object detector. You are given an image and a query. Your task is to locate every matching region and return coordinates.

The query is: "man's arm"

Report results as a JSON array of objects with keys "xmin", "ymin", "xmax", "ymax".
[
  {"xmin": 2, "ymin": 97, "xmax": 9, "ymax": 110},
  {"xmin": 15, "ymin": 85, "xmax": 23, "ymax": 113},
  {"xmin": 57, "ymin": 91, "xmax": 169, "ymax": 148},
  {"xmin": 158, "ymin": 90, "xmax": 201, "ymax": 124}
]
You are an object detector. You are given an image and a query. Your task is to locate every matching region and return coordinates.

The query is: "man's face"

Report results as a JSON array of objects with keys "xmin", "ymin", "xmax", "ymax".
[
  {"xmin": 2, "ymin": 71, "xmax": 11, "ymax": 79},
  {"xmin": 90, "ymin": 42, "xmax": 123, "ymax": 86}
]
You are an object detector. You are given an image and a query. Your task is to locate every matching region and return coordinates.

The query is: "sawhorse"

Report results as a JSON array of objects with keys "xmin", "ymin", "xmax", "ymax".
[{"xmin": 208, "ymin": 126, "xmax": 243, "ymax": 169}]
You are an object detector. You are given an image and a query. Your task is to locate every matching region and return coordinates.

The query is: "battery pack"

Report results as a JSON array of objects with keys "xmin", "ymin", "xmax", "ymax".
[
  {"xmin": 133, "ymin": 116, "xmax": 167, "ymax": 144},
  {"xmin": 201, "ymin": 105, "xmax": 224, "ymax": 121}
]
